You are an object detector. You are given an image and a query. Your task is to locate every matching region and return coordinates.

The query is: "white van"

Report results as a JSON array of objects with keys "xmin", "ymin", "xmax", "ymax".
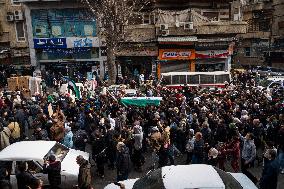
[{"xmin": 0, "ymin": 141, "xmax": 89, "ymax": 189}]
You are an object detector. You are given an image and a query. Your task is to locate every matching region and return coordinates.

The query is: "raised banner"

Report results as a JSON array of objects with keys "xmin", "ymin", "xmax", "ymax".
[
  {"xmin": 159, "ymin": 49, "xmax": 195, "ymax": 60},
  {"xmin": 34, "ymin": 38, "xmax": 67, "ymax": 49}
]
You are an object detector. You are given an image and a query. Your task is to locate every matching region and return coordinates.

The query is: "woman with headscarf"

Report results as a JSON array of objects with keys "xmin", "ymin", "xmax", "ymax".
[{"xmin": 132, "ymin": 125, "xmax": 144, "ymax": 172}]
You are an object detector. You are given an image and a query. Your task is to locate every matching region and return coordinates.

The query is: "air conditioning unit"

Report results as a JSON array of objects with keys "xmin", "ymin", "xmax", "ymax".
[
  {"xmin": 6, "ymin": 14, "xmax": 14, "ymax": 22},
  {"xmin": 175, "ymin": 22, "xmax": 180, "ymax": 28},
  {"xmin": 14, "ymin": 10, "xmax": 23, "ymax": 21},
  {"xmin": 160, "ymin": 24, "xmax": 168, "ymax": 30},
  {"xmin": 184, "ymin": 22, "xmax": 193, "ymax": 30},
  {"xmin": 161, "ymin": 29, "xmax": 169, "ymax": 36}
]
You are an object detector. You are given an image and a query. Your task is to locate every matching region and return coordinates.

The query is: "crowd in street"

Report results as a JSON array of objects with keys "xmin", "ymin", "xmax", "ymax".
[{"xmin": 0, "ymin": 70, "xmax": 283, "ymax": 189}]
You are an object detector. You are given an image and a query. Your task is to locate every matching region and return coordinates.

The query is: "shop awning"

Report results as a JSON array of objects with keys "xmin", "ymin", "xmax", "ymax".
[{"xmin": 158, "ymin": 36, "xmax": 198, "ymax": 43}]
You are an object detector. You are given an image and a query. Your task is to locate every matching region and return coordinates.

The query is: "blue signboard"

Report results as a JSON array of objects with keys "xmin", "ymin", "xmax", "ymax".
[{"xmin": 34, "ymin": 38, "xmax": 67, "ymax": 49}]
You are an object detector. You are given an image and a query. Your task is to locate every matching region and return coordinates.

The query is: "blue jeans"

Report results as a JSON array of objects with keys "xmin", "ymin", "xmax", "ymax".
[
  {"xmin": 277, "ymin": 149, "xmax": 284, "ymax": 170},
  {"xmin": 192, "ymin": 154, "xmax": 203, "ymax": 164}
]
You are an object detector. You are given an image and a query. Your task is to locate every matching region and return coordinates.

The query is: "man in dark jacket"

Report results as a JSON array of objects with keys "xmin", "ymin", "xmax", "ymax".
[
  {"xmin": 16, "ymin": 162, "xmax": 38, "ymax": 189},
  {"xmin": 76, "ymin": 155, "xmax": 92, "ymax": 189},
  {"xmin": 92, "ymin": 131, "xmax": 106, "ymax": 178},
  {"xmin": 0, "ymin": 167, "xmax": 11, "ymax": 189},
  {"xmin": 43, "ymin": 154, "xmax": 61, "ymax": 189},
  {"xmin": 259, "ymin": 149, "xmax": 279, "ymax": 189},
  {"xmin": 116, "ymin": 142, "xmax": 130, "ymax": 181}
]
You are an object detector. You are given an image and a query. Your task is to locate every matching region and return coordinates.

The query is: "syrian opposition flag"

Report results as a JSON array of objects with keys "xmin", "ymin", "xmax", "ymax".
[{"xmin": 63, "ymin": 77, "xmax": 80, "ymax": 99}]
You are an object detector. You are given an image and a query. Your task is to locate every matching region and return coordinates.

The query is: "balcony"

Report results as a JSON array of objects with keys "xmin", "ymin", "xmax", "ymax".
[
  {"xmin": 155, "ymin": 21, "xmax": 247, "ymax": 36},
  {"xmin": 124, "ymin": 25, "xmax": 156, "ymax": 42},
  {"xmin": 242, "ymin": 1, "xmax": 273, "ymax": 12}
]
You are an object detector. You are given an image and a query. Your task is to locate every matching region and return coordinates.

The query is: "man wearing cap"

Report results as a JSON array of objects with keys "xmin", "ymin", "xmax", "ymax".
[
  {"xmin": 43, "ymin": 154, "xmax": 61, "ymax": 189},
  {"xmin": 76, "ymin": 155, "xmax": 92, "ymax": 189}
]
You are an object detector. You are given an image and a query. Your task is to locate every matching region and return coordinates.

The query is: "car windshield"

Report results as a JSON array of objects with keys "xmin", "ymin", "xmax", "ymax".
[
  {"xmin": 44, "ymin": 143, "xmax": 69, "ymax": 162},
  {"xmin": 214, "ymin": 167, "xmax": 242, "ymax": 189},
  {"xmin": 259, "ymin": 79, "xmax": 272, "ymax": 87},
  {"xmin": 132, "ymin": 168, "xmax": 165, "ymax": 189}
]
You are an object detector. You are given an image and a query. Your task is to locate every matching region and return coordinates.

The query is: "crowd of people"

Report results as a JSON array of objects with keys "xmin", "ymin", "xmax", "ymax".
[{"xmin": 0, "ymin": 70, "xmax": 283, "ymax": 189}]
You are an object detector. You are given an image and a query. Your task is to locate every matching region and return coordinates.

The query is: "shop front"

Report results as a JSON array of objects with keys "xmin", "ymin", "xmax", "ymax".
[
  {"xmin": 157, "ymin": 49, "xmax": 195, "ymax": 77},
  {"xmin": 116, "ymin": 44, "xmax": 158, "ymax": 80},
  {"xmin": 195, "ymin": 50, "xmax": 230, "ymax": 72}
]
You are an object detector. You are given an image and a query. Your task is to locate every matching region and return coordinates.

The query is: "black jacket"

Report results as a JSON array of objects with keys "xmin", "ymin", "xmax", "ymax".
[
  {"xmin": 117, "ymin": 147, "xmax": 130, "ymax": 175},
  {"xmin": 16, "ymin": 171, "xmax": 37, "ymax": 189},
  {"xmin": 259, "ymin": 159, "xmax": 279, "ymax": 189},
  {"xmin": 43, "ymin": 161, "xmax": 61, "ymax": 186}
]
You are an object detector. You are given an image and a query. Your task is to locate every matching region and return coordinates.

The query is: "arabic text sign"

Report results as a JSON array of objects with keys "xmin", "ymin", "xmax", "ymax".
[
  {"xmin": 196, "ymin": 50, "xmax": 229, "ymax": 59},
  {"xmin": 34, "ymin": 38, "xmax": 67, "ymax": 49},
  {"xmin": 159, "ymin": 49, "xmax": 195, "ymax": 60},
  {"xmin": 66, "ymin": 37, "xmax": 100, "ymax": 48}
]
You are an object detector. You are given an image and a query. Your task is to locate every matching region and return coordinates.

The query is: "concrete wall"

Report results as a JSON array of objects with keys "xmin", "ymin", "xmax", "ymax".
[{"xmin": 0, "ymin": 0, "xmax": 28, "ymax": 48}]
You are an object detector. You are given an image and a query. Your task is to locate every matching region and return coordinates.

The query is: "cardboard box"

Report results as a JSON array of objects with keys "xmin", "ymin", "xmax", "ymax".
[
  {"xmin": 7, "ymin": 77, "xmax": 19, "ymax": 91},
  {"xmin": 18, "ymin": 76, "xmax": 30, "ymax": 90},
  {"xmin": 21, "ymin": 89, "xmax": 31, "ymax": 98}
]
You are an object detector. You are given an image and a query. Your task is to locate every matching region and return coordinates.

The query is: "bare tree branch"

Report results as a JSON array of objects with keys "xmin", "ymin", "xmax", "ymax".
[{"xmin": 81, "ymin": 0, "xmax": 150, "ymax": 83}]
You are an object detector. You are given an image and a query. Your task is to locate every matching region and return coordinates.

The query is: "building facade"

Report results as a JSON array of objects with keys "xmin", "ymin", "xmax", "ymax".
[
  {"xmin": 117, "ymin": 0, "xmax": 247, "ymax": 79},
  {"xmin": 234, "ymin": 0, "xmax": 284, "ymax": 69},
  {"xmin": 20, "ymin": 0, "xmax": 106, "ymax": 79},
  {"xmin": 0, "ymin": 0, "xmax": 30, "ymax": 74}
]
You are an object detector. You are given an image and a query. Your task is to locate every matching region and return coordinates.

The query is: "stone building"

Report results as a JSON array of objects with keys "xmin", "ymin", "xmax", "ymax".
[
  {"xmin": 0, "ymin": 0, "xmax": 30, "ymax": 74},
  {"xmin": 234, "ymin": 0, "xmax": 284, "ymax": 69},
  {"xmin": 117, "ymin": 0, "xmax": 247, "ymax": 78}
]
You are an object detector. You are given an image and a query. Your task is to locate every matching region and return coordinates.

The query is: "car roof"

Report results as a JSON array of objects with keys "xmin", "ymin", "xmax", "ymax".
[
  {"xmin": 162, "ymin": 164, "xmax": 225, "ymax": 189},
  {"xmin": 0, "ymin": 141, "xmax": 56, "ymax": 161}
]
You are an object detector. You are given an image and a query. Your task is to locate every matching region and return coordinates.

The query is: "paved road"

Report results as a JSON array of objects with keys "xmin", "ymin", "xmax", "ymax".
[{"xmin": 91, "ymin": 151, "xmax": 284, "ymax": 189}]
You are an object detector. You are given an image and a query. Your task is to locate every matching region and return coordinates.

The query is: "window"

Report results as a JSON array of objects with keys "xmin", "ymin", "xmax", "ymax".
[
  {"xmin": 142, "ymin": 13, "xmax": 156, "ymax": 25},
  {"xmin": 244, "ymin": 47, "xmax": 251, "ymax": 57},
  {"xmin": 15, "ymin": 21, "xmax": 25, "ymax": 41},
  {"xmin": 11, "ymin": 0, "xmax": 21, "ymax": 5}
]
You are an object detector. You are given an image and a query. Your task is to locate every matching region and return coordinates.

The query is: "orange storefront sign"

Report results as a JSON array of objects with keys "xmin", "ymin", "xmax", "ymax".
[{"xmin": 159, "ymin": 49, "xmax": 195, "ymax": 60}]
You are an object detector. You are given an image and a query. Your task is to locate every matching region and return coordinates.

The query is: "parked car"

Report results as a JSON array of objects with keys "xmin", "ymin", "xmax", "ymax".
[
  {"xmin": 0, "ymin": 141, "xmax": 89, "ymax": 189},
  {"xmin": 252, "ymin": 66, "xmax": 284, "ymax": 77},
  {"xmin": 258, "ymin": 78, "xmax": 284, "ymax": 91},
  {"xmin": 104, "ymin": 164, "xmax": 258, "ymax": 189}
]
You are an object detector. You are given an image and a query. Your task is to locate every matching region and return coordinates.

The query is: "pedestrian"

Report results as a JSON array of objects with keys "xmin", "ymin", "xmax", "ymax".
[
  {"xmin": 43, "ymin": 154, "xmax": 61, "ymax": 189},
  {"xmin": 73, "ymin": 124, "xmax": 88, "ymax": 151},
  {"xmin": 149, "ymin": 126, "xmax": 161, "ymax": 169},
  {"xmin": 259, "ymin": 149, "xmax": 279, "ymax": 189},
  {"xmin": 63, "ymin": 126, "xmax": 73, "ymax": 148},
  {"xmin": 226, "ymin": 135, "xmax": 241, "ymax": 172},
  {"xmin": 132, "ymin": 125, "xmax": 144, "ymax": 172},
  {"xmin": 0, "ymin": 167, "xmax": 11, "ymax": 189},
  {"xmin": 116, "ymin": 142, "xmax": 130, "ymax": 181},
  {"xmin": 16, "ymin": 162, "xmax": 39, "ymax": 189},
  {"xmin": 0, "ymin": 126, "xmax": 12, "ymax": 150},
  {"xmin": 240, "ymin": 133, "xmax": 258, "ymax": 184},
  {"xmin": 92, "ymin": 131, "xmax": 106, "ymax": 178},
  {"xmin": 76, "ymin": 155, "xmax": 92, "ymax": 189},
  {"xmin": 50, "ymin": 113, "xmax": 65, "ymax": 142},
  {"xmin": 192, "ymin": 132, "xmax": 204, "ymax": 164}
]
